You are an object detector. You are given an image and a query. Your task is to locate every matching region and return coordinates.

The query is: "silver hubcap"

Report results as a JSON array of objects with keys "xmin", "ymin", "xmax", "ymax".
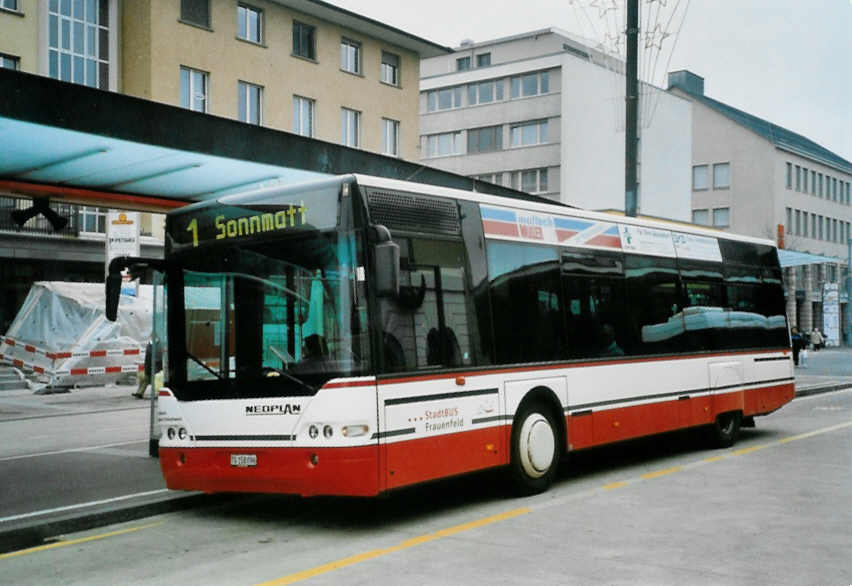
[{"xmin": 519, "ymin": 413, "xmax": 555, "ymax": 478}]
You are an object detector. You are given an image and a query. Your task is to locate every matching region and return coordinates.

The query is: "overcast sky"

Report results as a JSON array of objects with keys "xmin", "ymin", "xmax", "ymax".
[{"xmin": 333, "ymin": 0, "xmax": 852, "ymax": 161}]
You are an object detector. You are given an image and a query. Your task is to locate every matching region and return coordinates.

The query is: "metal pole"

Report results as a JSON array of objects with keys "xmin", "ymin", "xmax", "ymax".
[{"xmin": 625, "ymin": 0, "xmax": 639, "ymax": 217}]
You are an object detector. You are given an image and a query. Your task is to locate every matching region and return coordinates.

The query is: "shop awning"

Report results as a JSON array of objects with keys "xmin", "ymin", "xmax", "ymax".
[{"xmin": 778, "ymin": 249, "xmax": 846, "ymax": 268}]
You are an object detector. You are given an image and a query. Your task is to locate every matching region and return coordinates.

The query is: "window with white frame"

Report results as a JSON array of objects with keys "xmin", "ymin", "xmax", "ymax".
[
  {"xmin": 0, "ymin": 53, "xmax": 19, "ymax": 70},
  {"xmin": 476, "ymin": 53, "xmax": 491, "ymax": 67},
  {"xmin": 795, "ymin": 165, "xmax": 801, "ymax": 191},
  {"xmin": 180, "ymin": 66, "xmax": 208, "ymax": 112},
  {"xmin": 292, "ymin": 21, "xmax": 315, "ymax": 59},
  {"xmin": 712, "ymin": 207, "xmax": 730, "ymax": 227},
  {"xmin": 510, "ymin": 71, "xmax": 550, "ymax": 98},
  {"xmin": 48, "ymin": 0, "xmax": 111, "ymax": 88},
  {"xmin": 512, "ymin": 168, "xmax": 548, "ymax": 193},
  {"xmin": 237, "ymin": 4, "xmax": 263, "ymax": 44},
  {"xmin": 510, "ymin": 119, "xmax": 548, "ymax": 147},
  {"xmin": 382, "ymin": 118, "xmax": 399, "ymax": 157},
  {"xmin": 785, "ymin": 162, "xmax": 792, "ymax": 189},
  {"xmin": 340, "ymin": 38, "xmax": 361, "ymax": 74},
  {"xmin": 473, "ymin": 173, "xmax": 502, "ymax": 186},
  {"xmin": 833, "ymin": 177, "xmax": 838, "ymax": 201},
  {"xmin": 237, "ymin": 81, "xmax": 262, "ymax": 125},
  {"xmin": 692, "ymin": 165, "xmax": 708, "ymax": 190},
  {"xmin": 803, "ymin": 211, "xmax": 809, "ymax": 237},
  {"xmin": 785, "ymin": 207, "xmax": 792, "ymax": 234},
  {"xmin": 79, "ymin": 206, "xmax": 107, "ymax": 234},
  {"xmin": 713, "ymin": 163, "xmax": 730, "ymax": 189},
  {"xmin": 692, "ymin": 209, "xmax": 709, "ymax": 226},
  {"xmin": 818, "ymin": 173, "xmax": 823, "ymax": 196},
  {"xmin": 795, "ymin": 209, "xmax": 801, "ymax": 235},
  {"xmin": 292, "ymin": 95, "xmax": 315, "ymax": 137},
  {"xmin": 381, "ymin": 51, "xmax": 400, "ymax": 86},
  {"xmin": 341, "ymin": 107, "xmax": 360, "ymax": 147},
  {"xmin": 426, "ymin": 87, "xmax": 463, "ymax": 112},
  {"xmin": 811, "ymin": 170, "xmax": 816, "ymax": 194},
  {"xmin": 180, "ymin": 0, "xmax": 209, "ymax": 28},
  {"xmin": 456, "ymin": 56, "xmax": 470, "ymax": 71},
  {"xmin": 802, "ymin": 167, "xmax": 808, "ymax": 192},
  {"xmin": 468, "ymin": 79, "xmax": 503, "ymax": 105},
  {"xmin": 1, "ymin": 0, "xmax": 18, "ymax": 10},
  {"xmin": 425, "ymin": 132, "xmax": 463, "ymax": 158}
]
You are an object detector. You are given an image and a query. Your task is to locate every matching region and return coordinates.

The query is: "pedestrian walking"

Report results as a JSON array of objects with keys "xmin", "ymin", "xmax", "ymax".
[
  {"xmin": 811, "ymin": 328, "xmax": 824, "ymax": 351},
  {"xmin": 133, "ymin": 342, "xmax": 162, "ymax": 399},
  {"xmin": 790, "ymin": 327, "xmax": 802, "ymax": 366}
]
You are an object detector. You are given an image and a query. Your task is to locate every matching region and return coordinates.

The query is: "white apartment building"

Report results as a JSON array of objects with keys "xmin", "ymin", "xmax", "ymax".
[
  {"xmin": 419, "ymin": 28, "xmax": 692, "ymax": 222},
  {"xmin": 668, "ymin": 70, "xmax": 852, "ymax": 341}
]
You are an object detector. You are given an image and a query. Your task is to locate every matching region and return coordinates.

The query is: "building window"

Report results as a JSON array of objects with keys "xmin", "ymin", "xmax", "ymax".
[
  {"xmin": 802, "ymin": 167, "xmax": 808, "ymax": 192},
  {"xmin": 512, "ymin": 168, "xmax": 548, "ymax": 194},
  {"xmin": 803, "ymin": 212, "xmax": 809, "ymax": 237},
  {"xmin": 0, "ymin": 53, "xmax": 19, "ymax": 70},
  {"xmin": 818, "ymin": 173, "xmax": 823, "ymax": 197},
  {"xmin": 692, "ymin": 165, "xmax": 709, "ymax": 190},
  {"xmin": 511, "ymin": 71, "xmax": 550, "ymax": 98},
  {"xmin": 468, "ymin": 79, "xmax": 504, "ymax": 105},
  {"xmin": 818, "ymin": 216, "xmax": 824, "ymax": 240},
  {"xmin": 473, "ymin": 173, "xmax": 502, "ymax": 186},
  {"xmin": 340, "ymin": 38, "xmax": 361, "ymax": 74},
  {"xmin": 795, "ymin": 209, "xmax": 801, "ymax": 236},
  {"xmin": 693, "ymin": 209, "xmax": 709, "ymax": 226},
  {"xmin": 292, "ymin": 95, "xmax": 314, "ymax": 137},
  {"xmin": 1, "ymin": 0, "xmax": 18, "ymax": 10},
  {"xmin": 426, "ymin": 87, "xmax": 463, "ymax": 112},
  {"xmin": 467, "ymin": 125, "xmax": 502, "ymax": 154},
  {"xmin": 713, "ymin": 162, "xmax": 730, "ymax": 189},
  {"xmin": 180, "ymin": 0, "xmax": 209, "ymax": 27},
  {"xmin": 382, "ymin": 118, "xmax": 400, "ymax": 157},
  {"xmin": 48, "ymin": 0, "xmax": 110, "ymax": 89},
  {"xmin": 456, "ymin": 56, "xmax": 471, "ymax": 71},
  {"xmin": 237, "ymin": 4, "xmax": 262, "ymax": 44},
  {"xmin": 812, "ymin": 214, "xmax": 817, "ymax": 239},
  {"xmin": 713, "ymin": 207, "xmax": 730, "ymax": 228},
  {"xmin": 795, "ymin": 165, "xmax": 801, "ymax": 191},
  {"xmin": 341, "ymin": 107, "xmax": 360, "ymax": 147},
  {"xmin": 381, "ymin": 51, "xmax": 400, "ymax": 86},
  {"xmin": 786, "ymin": 162, "xmax": 792, "ymax": 189},
  {"xmin": 510, "ymin": 119, "xmax": 548, "ymax": 147},
  {"xmin": 80, "ymin": 206, "xmax": 107, "ymax": 234},
  {"xmin": 292, "ymin": 21, "xmax": 315, "ymax": 59},
  {"xmin": 180, "ymin": 66, "xmax": 208, "ymax": 112},
  {"xmin": 425, "ymin": 132, "xmax": 463, "ymax": 157},
  {"xmin": 834, "ymin": 218, "xmax": 839, "ymax": 242},
  {"xmin": 833, "ymin": 177, "xmax": 838, "ymax": 201},
  {"xmin": 237, "ymin": 81, "xmax": 262, "ymax": 125},
  {"xmin": 811, "ymin": 170, "xmax": 816, "ymax": 195},
  {"xmin": 476, "ymin": 53, "xmax": 491, "ymax": 67}
]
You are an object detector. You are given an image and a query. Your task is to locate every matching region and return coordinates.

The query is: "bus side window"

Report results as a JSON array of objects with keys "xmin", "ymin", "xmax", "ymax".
[
  {"xmin": 624, "ymin": 254, "xmax": 683, "ymax": 355},
  {"xmin": 677, "ymin": 259, "xmax": 725, "ymax": 352}
]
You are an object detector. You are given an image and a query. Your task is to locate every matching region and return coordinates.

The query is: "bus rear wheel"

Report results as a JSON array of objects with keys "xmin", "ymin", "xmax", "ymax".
[
  {"xmin": 707, "ymin": 411, "xmax": 742, "ymax": 448},
  {"xmin": 509, "ymin": 402, "xmax": 560, "ymax": 495}
]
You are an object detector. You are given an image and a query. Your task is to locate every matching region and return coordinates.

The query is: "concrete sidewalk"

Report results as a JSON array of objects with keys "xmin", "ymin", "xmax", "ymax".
[{"xmin": 1, "ymin": 372, "xmax": 851, "ymax": 555}]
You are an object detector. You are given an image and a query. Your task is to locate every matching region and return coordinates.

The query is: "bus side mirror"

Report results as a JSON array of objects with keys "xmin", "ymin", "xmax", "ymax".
[
  {"xmin": 370, "ymin": 225, "xmax": 399, "ymax": 297},
  {"xmin": 105, "ymin": 270, "xmax": 122, "ymax": 322},
  {"xmin": 374, "ymin": 242, "xmax": 400, "ymax": 297}
]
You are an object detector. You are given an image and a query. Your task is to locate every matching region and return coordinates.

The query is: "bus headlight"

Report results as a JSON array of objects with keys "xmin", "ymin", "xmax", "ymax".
[
  {"xmin": 341, "ymin": 424, "xmax": 369, "ymax": 437},
  {"xmin": 178, "ymin": 427, "xmax": 188, "ymax": 440},
  {"xmin": 167, "ymin": 427, "xmax": 176, "ymax": 440},
  {"xmin": 308, "ymin": 425, "xmax": 319, "ymax": 439},
  {"xmin": 323, "ymin": 425, "xmax": 333, "ymax": 439}
]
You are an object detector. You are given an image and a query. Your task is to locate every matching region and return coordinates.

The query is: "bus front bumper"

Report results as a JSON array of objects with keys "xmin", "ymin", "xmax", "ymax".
[{"xmin": 159, "ymin": 444, "xmax": 379, "ymax": 497}]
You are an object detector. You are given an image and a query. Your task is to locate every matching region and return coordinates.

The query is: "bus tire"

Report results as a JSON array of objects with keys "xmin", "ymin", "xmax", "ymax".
[
  {"xmin": 707, "ymin": 411, "xmax": 742, "ymax": 448},
  {"xmin": 509, "ymin": 401, "xmax": 560, "ymax": 495}
]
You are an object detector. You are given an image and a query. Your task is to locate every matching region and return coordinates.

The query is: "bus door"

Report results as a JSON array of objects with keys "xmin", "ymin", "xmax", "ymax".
[
  {"xmin": 707, "ymin": 360, "xmax": 744, "ymax": 423},
  {"xmin": 379, "ymin": 252, "xmax": 501, "ymax": 490}
]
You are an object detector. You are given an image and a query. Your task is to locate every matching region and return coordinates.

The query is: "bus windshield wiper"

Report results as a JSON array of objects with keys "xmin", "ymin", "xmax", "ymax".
[
  {"xmin": 260, "ymin": 365, "xmax": 316, "ymax": 393},
  {"xmin": 185, "ymin": 351, "xmax": 225, "ymax": 380}
]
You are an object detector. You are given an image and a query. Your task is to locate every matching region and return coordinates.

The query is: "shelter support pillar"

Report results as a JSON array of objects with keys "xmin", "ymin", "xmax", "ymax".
[
  {"xmin": 801, "ymin": 265, "xmax": 813, "ymax": 332},
  {"xmin": 785, "ymin": 267, "xmax": 797, "ymax": 328}
]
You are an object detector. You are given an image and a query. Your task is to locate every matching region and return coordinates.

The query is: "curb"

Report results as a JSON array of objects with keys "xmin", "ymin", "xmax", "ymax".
[
  {"xmin": 0, "ymin": 492, "xmax": 233, "ymax": 555},
  {"xmin": 795, "ymin": 383, "xmax": 852, "ymax": 398}
]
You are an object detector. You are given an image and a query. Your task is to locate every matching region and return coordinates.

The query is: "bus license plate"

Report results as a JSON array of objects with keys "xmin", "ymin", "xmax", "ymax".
[{"xmin": 230, "ymin": 454, "xmax": 257, "ymax": 467}]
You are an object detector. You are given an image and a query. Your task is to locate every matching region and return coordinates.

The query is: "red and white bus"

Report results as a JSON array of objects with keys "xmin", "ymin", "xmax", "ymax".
[{"xmin": 107, "ymin": 174, "xmax": 794, "ymax": 496}]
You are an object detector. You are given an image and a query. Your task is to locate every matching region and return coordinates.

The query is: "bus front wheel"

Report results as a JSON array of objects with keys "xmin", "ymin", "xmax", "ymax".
[
  {"xmin": 707, "ymin": 411, "xmax": 742, "ymax": 448},
  {"xmin": 509, "ymin": 402, "xmax": 560, "ymax": 495}
]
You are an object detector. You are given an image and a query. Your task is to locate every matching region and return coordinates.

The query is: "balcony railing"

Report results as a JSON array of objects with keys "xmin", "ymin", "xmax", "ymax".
[{"xmin": 0, "ymin": 196, "xmax": 156, "ymax": 238}]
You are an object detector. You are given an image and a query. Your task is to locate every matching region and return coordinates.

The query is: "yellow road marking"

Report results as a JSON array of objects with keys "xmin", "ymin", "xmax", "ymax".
[
  {"xmin": 0, "ymin": 521, "xmax": 163, "ymax": 560},
  {"xmin": 731, "ymin": 445, "xmax": 769, "ymax": 456},
  {"xmin": 603, "ymin": 481, "xmax": 627, "ymax": 490},
  {"xmin": 641, "ymin": 465, "xmax": 681, "ymax": 480},
  {"xmin": 702, "ymin": 455, "xmax": 726, "ymax": 463},
  {"xmin": 256, "ymin": 508, "xmax": 530, "ymax": 585}
]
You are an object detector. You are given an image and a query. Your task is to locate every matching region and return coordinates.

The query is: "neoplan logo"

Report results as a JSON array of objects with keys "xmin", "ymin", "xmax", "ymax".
[{"xmin": 245, "ymin": 404, "xmax": 301, "ymax": 416}]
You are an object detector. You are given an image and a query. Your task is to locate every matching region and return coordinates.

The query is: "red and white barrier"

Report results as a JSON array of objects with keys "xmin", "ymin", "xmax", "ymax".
[{"xmin": 0, "ymin": 336, "xmax": 143, "ymax": 381}]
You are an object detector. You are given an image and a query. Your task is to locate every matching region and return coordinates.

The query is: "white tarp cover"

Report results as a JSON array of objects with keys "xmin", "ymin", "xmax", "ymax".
[{"xmin": 1, "ymin": 281, "xmax": 152, "ymax": 386}]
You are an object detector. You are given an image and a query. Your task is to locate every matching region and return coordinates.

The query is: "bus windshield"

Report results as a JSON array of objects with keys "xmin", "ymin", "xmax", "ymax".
[{"xmin": 170, "ymin": 225, "xmax": 368, "ymax": 400}]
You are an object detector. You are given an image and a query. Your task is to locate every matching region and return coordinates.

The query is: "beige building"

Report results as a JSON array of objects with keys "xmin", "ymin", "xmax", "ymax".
[{"xmin": 1, "ymin": 0, "xmax": 448, "ymax": 159}]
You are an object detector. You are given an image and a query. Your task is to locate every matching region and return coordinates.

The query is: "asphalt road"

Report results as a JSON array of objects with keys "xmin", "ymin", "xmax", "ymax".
[{"xmin": 2, "ymin": 388, "xmax": 850, "ymax": 585}]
